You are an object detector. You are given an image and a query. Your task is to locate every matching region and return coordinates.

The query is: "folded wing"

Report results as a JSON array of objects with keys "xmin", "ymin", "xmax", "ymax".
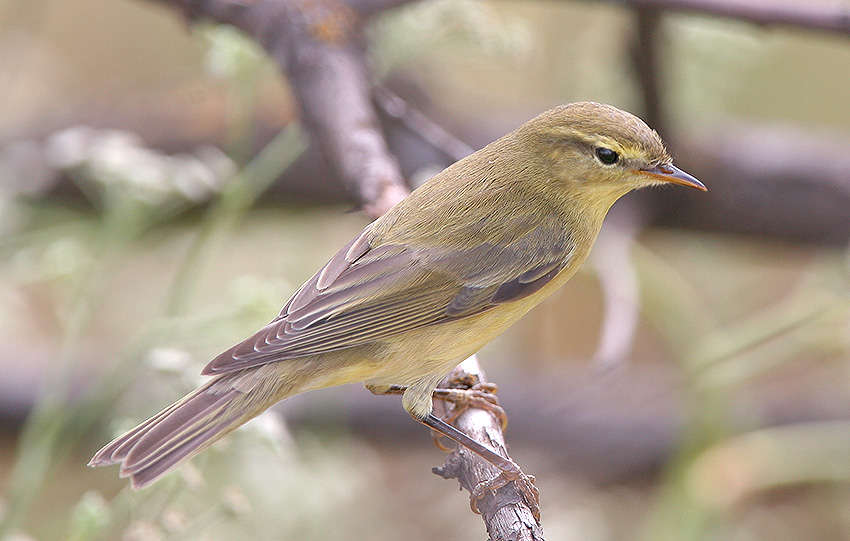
[{"xmin": 203, "ymin": 215, "xmax": 574, "ymax": 375}]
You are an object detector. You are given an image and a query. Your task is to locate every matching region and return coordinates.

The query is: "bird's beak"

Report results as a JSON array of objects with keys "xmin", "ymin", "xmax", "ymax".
[{"xmin": 640, "ymin": 163, "xmax": 706, "ymax": 191}]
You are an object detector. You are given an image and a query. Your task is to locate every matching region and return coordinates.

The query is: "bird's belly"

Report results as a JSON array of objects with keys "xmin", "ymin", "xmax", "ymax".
[
  {"xmin": 362, "ymin": 304, "xmax": 530, "ymax": 387},
  {"xmin": 306, "ymin": 264, "xmax": 583, "ymax": 394}
]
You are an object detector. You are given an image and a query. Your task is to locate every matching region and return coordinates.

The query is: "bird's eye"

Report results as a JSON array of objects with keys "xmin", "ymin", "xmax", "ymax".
[{"xmin": 595, "ymin": 147, "xmax": 619, "ymax": 165}]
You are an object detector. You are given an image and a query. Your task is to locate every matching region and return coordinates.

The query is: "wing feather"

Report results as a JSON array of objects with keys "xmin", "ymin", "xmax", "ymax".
[{"xmin": 202, "ymin": 215, "xmax": 574, "ymax": 375}]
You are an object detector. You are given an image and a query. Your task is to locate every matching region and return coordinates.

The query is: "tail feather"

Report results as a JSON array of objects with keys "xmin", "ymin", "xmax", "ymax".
[
  {"xmin": 121, "ymin": 390, "xmax": 239, "ymax": 472},
  {"xmin": 92, "ymin": 399, "xmax": 186, "ymax": 465},
  {"xmin": 89, "ymin": 371, "xmax": 278, "ymax": 489},
  {"xmin": 126, "ymin": 411, "xmax": 243, "ymax": 489}
]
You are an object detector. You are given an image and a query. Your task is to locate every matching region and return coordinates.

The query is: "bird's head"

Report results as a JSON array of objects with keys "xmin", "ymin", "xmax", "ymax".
[{"xmin": 520, "ymin": 102, "xmax": 705, "ymax": 206}]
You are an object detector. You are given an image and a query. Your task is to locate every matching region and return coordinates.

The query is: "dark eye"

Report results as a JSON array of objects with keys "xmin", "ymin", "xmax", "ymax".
[{"xmin": 596, "ymin": 147, "xmax": 619, "ymax": 165}]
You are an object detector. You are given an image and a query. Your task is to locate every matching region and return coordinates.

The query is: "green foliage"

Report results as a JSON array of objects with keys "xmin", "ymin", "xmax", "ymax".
[
  {"xmin": 634, "ymin": 235, "xmax": 850, "ymax": 539},
  {"xmin": 0, "ymin": 27, "xmax": 306, "ymax": 539},
  {"xmin": 371, "ymin": 0, "xmax": 534, "ymax": 76}
]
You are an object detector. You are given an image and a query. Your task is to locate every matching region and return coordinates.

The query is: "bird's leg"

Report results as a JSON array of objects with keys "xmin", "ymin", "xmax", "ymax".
[
  {"xmin": 366, "ymin": 382, "xmax": 507, "ymax": 448},
  {"xmin": 430, "ymin": 382, "xmax": 507, "ymax": 451},
  {"xmin": 433, "ymin": 382, "xmax": 506, "ymax": 426},
  {"xmin": 366, "ymin": 382, "xmax": 540, "ymax": 519},
  {"xmin": 420, "ymin": 413, "xmax": 540, "ymax": 519}
]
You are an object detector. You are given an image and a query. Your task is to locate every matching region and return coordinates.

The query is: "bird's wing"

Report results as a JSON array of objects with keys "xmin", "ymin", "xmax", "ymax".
[{"xmin": 202, "ymin": 216, "xmax": 574, "ymax": 375}]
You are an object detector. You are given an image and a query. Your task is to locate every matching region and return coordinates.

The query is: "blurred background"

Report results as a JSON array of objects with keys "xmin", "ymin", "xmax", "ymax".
[{"xmin": 2, "ymin": 0, "xmax": 850, "ymax": 539}]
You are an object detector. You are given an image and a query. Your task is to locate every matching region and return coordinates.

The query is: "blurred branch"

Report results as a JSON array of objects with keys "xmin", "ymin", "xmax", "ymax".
[
  {"xmin": 156, "ymin": 0, "xmax": 414, "ymax": 217},
  {"xmin": 18, "ymin": 94, "xmax": 850, "ymax": 247},
  {"xmin": 621, "ymin": 0, "xmax": 850, "ymax": 248},
  {"xmin": 629, "ymin": 6, "xmax": 665, "ymax": 134},
  {"xmin": 660, "ymin": 125, "xmax": 850, "ymax": 245},
  {"xmin": 590, "ymin": 204, "xmax": 647, "ymax": 371},
  {"xmin": 374, "ymin": 85, "xmax": 475, "ymax": 163},
  {"xmin": 9, "ymin": 0, "xmax": 850, "ymax": 246},
  {"xmin": 613, "ymin": 0, "xmax": 850, "ymax": 36}
]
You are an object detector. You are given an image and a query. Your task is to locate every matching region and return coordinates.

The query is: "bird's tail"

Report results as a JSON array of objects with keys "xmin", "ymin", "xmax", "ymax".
[{"xmin": 89, "ymin": 365, "xmax": 293, "ymax": 489}]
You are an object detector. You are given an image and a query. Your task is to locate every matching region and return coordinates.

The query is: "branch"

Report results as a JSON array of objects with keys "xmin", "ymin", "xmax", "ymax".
[
  {"xmin": 628, "ymin": 5, "xmax": 665, "ymax": 134},
  {"xmin": 374, "ymin": 85, "xmax": 475, "ymax": 163},
  {"xmin": 654, "ymin": 125, "xmax": 850, "ymax": 245},
  {"xmin": 432, "ymin": 357, "xmax": 545, "ymax": 541},
  {"xmin": 158, "ymin": 0, "xmax": 414, "ymax": 217},
  {"xmin": 613, "ymin": 0, "xmax": 850, "ymax": 36}
]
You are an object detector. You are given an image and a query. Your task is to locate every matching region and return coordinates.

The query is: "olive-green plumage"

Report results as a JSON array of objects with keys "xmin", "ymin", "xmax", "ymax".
[{"xmin": 89, "ymin": 102, "xmax": 705, "ymax": 488}]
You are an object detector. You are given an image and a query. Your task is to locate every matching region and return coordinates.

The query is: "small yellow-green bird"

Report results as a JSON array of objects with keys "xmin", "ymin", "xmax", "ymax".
[{"xmin": 90, "ymin": 102, "xmax": 705, "ymax": 493}]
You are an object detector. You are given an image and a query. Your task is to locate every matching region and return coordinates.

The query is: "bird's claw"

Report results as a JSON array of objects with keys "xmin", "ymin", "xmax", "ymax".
[
  {"xmin": 470, "ymin": 468, "xmax": 540, "ymax": 521},
  {"xmin": 440, "ymin": 382, "xmax": 506, "ymax": 427},
  {"xmin": 430, "ymin": 383, "xmax": 507, "ymax": 451}
]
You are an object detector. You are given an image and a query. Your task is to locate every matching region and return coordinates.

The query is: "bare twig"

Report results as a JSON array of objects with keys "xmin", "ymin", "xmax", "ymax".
[{"xmin": 374, "ymin": 85, "xmax": 474, "ymax": 162}]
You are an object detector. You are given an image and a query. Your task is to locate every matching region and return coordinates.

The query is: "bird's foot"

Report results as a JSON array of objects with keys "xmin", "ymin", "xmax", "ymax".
[
  {"xmin": 366, "ymin": 381, "xmax": 508, "ymax": 450},
  {"xmin": 430, "ymin": 382, "xmax": 506, "ymax": 451},
  {"xmin": 433, "ymin": 382, "xmax": 506, "ymax": 427},
  {"xmin": 423, "ymin": 413, "xmax": 540, "ymax": 521},
  {"xmin": 470, "ymin": 466, "xmax": 540, "ymax": 521}
]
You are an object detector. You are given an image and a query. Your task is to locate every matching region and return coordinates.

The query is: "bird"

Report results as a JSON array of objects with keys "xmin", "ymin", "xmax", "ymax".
[{"xmin": 89, "ymin": 101, "xmax": 705, "ymax": 507}]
